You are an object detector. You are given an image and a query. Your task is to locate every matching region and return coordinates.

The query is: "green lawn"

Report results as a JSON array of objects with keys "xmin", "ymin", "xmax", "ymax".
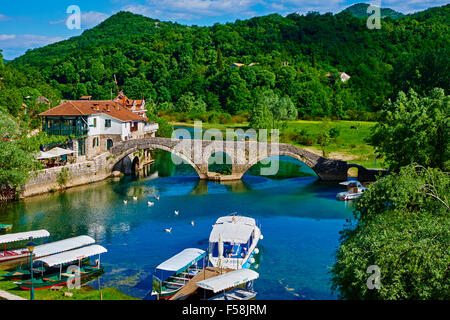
[
  {"xmin": 171, "ymin": 120, "xmax": 385, "ymax": 169},
  {"xmin": 0, "ymin": 269, "xmax": 139, "ymax": 300}
]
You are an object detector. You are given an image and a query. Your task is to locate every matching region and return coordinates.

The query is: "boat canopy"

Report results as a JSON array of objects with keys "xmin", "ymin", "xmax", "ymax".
[
  {"xmin": 154, "ymin": 248, "xmax": 206, "ymax": 281},
  {"xmin": 37, "ymin": 245, "xmax": 107, "ymax": 267},
  {"xmin": 0, "ymin": 230, "xmax": 50, "ymax": 245},
  {"xmin": 33, "ymin": 235, "xmax": 95, "ymax": 258},
  {"xmin": 156, "ymin": 248, "xmax": 206, "ymax": 273},
  {"xmin": 209, "ymin": 216, "xmax": 256, "ymax": 244},
  {"xmin": 196, "ymin": 269, "xmax": 259, "ymax": 293}
]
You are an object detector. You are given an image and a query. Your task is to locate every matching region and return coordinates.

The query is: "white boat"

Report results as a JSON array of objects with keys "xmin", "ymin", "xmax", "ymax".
[
  {"xmin": 208, "ymin": 215, "xmax": 262, "ymax": 270},
  {"xmin": 196, "ymin": 269, "xmax": 259, "ymax": 300},
  {"xmin": 151, "ymin": 248, "xmax": 207, "ymax": 300},
  {"xmin": 336, "ymin": 181, "xmax": 368, "ymax": 201},
  {"xmin": 0, "ymin": 233, "xmax": 95, "ymax": 265},
  {"xmin": 0, "ymin": 230, "xmax": 50, "ymax": 263}
]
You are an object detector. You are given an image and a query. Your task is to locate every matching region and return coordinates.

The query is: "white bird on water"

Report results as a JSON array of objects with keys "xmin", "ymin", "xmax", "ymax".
[
  {"xmin": 174, "ymin": 210, "xmax": 179, "ymax": 216},
  {"xmin": 191, "ymin": 221, "xmax": 195, "ymax": 227},
  {"xmin": 123, "ymin": 200, "xmax": 128, "ymax": 205},
  {"xmin": 133, "ymin": 196, "xmax": 138, "ymax": 201},
  {"xmin": 148, "ymin": 202, "xmax": 154, "ymax": 207},
  {"xmin": 165, "ymin": 227, "xmax": 172, "ymax": 233}
]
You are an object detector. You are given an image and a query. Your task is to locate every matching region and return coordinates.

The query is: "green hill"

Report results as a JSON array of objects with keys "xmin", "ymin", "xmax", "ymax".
[
  {"xmin": 342, "ymin": 3, "xmax": 404, "ymax": 19},
  {"xmin": 1, "ymin": 4, "xmax": 449, "ymax": 124}
]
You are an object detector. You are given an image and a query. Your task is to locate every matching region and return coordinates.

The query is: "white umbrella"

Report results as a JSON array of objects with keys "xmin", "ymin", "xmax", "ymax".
[{"xmin": 37, "ymin": 151, "xmax": 53, "ymax": 159}]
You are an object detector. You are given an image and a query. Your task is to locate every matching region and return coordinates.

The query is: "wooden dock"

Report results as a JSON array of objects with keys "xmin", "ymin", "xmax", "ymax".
[{"xmin": 170, "ymin": 267, "xmax": 233, "ymax": 300}]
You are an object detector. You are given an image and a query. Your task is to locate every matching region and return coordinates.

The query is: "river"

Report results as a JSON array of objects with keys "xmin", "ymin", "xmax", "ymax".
[{"xmin": 0, "ymin": 134, "xmax": 355, "ymax": 300}]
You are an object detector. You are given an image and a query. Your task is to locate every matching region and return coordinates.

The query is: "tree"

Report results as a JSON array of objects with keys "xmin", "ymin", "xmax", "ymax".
[
  {"xmin": 249, "ymin": 101, "xmax": 274, "ymax": 131},
  {"xmin": 370, "ymin": 88, "xmax": 449, "ymax": 172},
  {"xmin": 331, "ymin": 165, "xmax": 449, "ymax": 300},
  {"xmin": 146, "ymin": 107, "xmax": 173, "ymax": 138},
  {"xmin": 0, "ymin": 113, "xmax": 36, "ymax": 188}
]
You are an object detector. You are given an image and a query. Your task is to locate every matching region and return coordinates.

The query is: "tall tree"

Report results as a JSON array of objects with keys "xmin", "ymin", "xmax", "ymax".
[{"xmin": 370, "ymin": 88, "xmax": 449, "ymax": 172}]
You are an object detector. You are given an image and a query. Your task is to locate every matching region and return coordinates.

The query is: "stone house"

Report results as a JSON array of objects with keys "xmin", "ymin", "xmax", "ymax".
[{"xmin": 39, "ymin": 96, "xmax": 158, "ymax": 162}]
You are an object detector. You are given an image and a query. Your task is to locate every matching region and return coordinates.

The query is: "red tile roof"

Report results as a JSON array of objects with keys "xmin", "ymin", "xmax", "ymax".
[{"xmin": 39, "ymin": 100, "xmax": 147, "ymax": 122}]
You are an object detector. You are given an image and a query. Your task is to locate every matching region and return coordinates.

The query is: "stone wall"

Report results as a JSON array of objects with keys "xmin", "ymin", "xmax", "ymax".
[{"xmin": 21, "ymin": 153, "xmax": 111, "ymax": 198}]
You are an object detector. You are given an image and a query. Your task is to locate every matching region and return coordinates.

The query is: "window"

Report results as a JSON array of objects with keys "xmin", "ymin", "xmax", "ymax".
[
  {"xmin": 105, "ymin": 119, "xmax": 111, "ymax": 128},
  {"xmin": 93, "ymin": 118, "xmax": 97, "ymax": 128},
  {"xmin": 92, "ymin": 137, "xmax": 99, "ymax": 148},
  {"xmin": 107, "ymin": 139, "xmax": 113, "ymax": 151},
  {"xmin": 78, "ymin": 139, "xmax": 86, "ymax": 156}
]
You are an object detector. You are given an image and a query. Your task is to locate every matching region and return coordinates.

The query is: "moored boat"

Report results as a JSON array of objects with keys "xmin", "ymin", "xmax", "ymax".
[
  {"xmin": 151, "ymin": 248, "xmax": 206, "ymax": 300},
  {"xmin": 336, "ymin": 181, "xmax": 368, "ymax": 201},
  {"xmin": 15, "ymin": 244, "xmax": 107, "ymax": 290},
  {"xmin": 0, "ymin": 230, "xmax": 50, "ymax": 264},
  {"xmin": 208, "ymin": 215, "xmax": 262, "ymax": 270},
  {"xmin": 2, "ymin": 235, "xmax": 95, "ymax": 280},
  {"xmin": 196, "ymin": 269, "xmax": 259, "ymax": 300}
]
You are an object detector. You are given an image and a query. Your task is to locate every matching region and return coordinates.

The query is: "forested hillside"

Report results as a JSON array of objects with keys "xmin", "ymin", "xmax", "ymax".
[
  {"xmin": 1, "ymin": 4, "xmax": 449, "ymax": 126},
  {"xmin": 342, "ymin": 3, "xmax": 404, "ymax": 19}
]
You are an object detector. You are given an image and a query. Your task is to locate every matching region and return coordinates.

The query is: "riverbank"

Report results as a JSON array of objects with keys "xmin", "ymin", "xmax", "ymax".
[
  {"xmin": 171, "ymin": 120, "xmax": 384, "ymax": 169},
  {"xmin": 0, "ymin": 269, "xmax": 138, "ymax": 300}
]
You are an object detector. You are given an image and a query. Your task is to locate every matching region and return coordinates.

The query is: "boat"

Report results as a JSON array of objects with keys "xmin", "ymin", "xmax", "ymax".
[
  {"xmin": 208, "ymin": 215, "xmax": 262, "ymax": 270},
  {"xmin": 0, "ymin": 230, "xmax": 50, "ymax": 264},
  {"xmin": 196, "ymin": 269, "xmax": 259, "ymax": 300},
  {"xmin": 336, "ymin": 181, "xmax": 368, "ymax": 201},
  {"xmin": 151, "ymin": 248, "xmax": 206, "ymax": 300},
  {"xmin": 15, "ymin": 244, "xmax": 107, "ymax": 290},
  {"xmin": 1, "ymin": 235, "xmax": 95, "ymax": 280},
  {"xmin": 0, "ymin": 224, "xmax": 13, "ymax": 232}
]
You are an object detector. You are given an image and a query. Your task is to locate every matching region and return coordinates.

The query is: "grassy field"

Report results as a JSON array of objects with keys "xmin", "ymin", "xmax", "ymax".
[
  {"xmin": 0, "ymin": 269, "xmax": 139, "ymax": 300},
  {"xmin": 170, "ymin": 120, "xmax": 385, "ymax": 169}
]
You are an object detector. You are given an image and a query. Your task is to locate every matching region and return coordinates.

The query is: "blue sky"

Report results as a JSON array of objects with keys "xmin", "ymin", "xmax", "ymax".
[{"xmin": 0, "ymin": 0, "xmax": 448, "ymax": 60}]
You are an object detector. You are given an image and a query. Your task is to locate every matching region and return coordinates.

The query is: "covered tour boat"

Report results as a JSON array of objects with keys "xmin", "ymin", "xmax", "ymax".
[
  {"xmin": 151, "ymin": 248, "xmax": 206, "ymax": 300},
  {"xmin": 336, "ymin": 181, "xmax": 368, "ymax": 201},
  {"xmin": 0, "ymin": 230, "xmax": 50, "ymax": 264},
  {"xmin": 208, "ymin": 216, "xmax": 262, "ymax": 270},
  {"xmin": 2, "ymin": 235, "xmax": 96, "ymax": 280},
  {"xmin": 196, "ymin": 269, "xmax": 259, "ymax": 300},
  {"xmin": 15, "ymin": 244, "xmax": 107, "ymax": 290}
]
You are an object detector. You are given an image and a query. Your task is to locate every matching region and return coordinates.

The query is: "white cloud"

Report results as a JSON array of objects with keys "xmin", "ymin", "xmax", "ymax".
[
  {"xmin": 0, "ymin": 34, "xmax": 64, "ymax": 49},
  {"xmin": 123, "ymin": 0, "xmax": 260, "ymax": 21},
  {"xmin": 81, "ymin": 11, "xmax": 109, "ymax": 27},
  {"xmin": 0, "ymin": 34, "xmax": 16, "ymax": 40},
  {"xmin": 0, "ymin": 14, "xmax": 11, "ymax": 21},
  {"xmin": 380, "ymin": 0, "xmax": 448, "ymax": 13},
  {"xmin": 49, "ymin": 11, "xmax": 109, "ymax": 28}
]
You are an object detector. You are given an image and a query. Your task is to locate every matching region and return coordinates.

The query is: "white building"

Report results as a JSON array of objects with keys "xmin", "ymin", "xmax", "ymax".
[{"xmin": 40, "ymin": 98, "xmax": 158, "ymax": 161}]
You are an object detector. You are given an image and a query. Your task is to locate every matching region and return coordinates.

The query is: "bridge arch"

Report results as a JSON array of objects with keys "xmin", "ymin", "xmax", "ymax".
[
  {"xmin": 238, "ymin": 150, "xmax": 320, "ymax": 179},
  {"xmin": 109, "ymin": 143, "xmax": 205, "ymax": 179}
]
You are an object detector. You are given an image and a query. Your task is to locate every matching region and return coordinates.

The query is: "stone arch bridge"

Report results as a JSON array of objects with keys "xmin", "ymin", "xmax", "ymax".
[{"xmin": 107, "ymin": 137, "xmax": 384, "ymax": 182}]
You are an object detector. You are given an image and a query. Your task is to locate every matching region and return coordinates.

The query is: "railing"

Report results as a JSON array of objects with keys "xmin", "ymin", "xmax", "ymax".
[{"xmin": 45, "ymin": 126, "xmax": 88, "ymax": 137}]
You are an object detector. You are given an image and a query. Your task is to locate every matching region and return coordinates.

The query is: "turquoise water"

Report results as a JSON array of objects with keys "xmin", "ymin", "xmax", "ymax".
[{"xmin": 0, "ymin": 152, "xmax": 354, "ymax": 300}]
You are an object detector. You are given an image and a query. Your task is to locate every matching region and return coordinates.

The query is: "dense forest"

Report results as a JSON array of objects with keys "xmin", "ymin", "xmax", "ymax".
[{"xmin": 0, "ymin": 3, "xmax": 449, "ymax": 127}]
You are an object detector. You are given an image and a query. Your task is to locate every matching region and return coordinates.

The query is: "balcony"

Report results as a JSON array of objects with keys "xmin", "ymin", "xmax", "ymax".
[{"xmin": 44, "ymin": 125, "xmax": 88, "ymax": 137}]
